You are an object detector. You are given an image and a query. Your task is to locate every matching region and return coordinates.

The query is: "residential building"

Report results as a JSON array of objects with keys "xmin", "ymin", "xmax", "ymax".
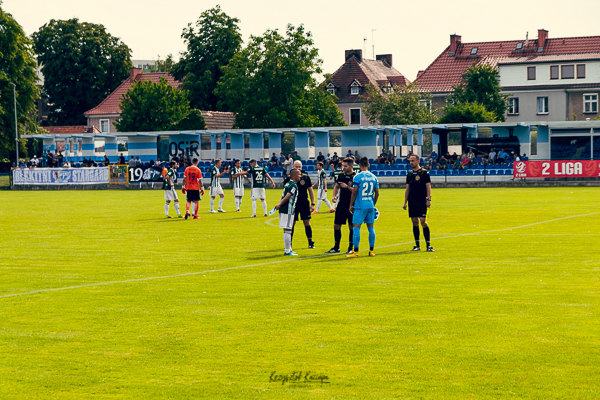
[
  {"xmin": 324, "ymin": 50, "xmax": 410, "ymax": 126},
  {"xmin": 415, "ymin": 30, "xmax": 600, "ymax": 121}
]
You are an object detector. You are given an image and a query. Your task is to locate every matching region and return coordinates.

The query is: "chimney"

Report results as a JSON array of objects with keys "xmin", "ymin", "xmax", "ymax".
[
  {"xmin": 450, "ymin": 34, "xmax": 462, "ymax": 53},
  {"xmin": 345, "ymin": 49, "xmax": 363, "ymax": 62},
  {"xmin": 130, "ymin": 67, "xmax": 142, "ymax": 81},
  {"xmin": 537, "ymin": 29, "xmax": 548, "ymax": 49},
  {"xmin": 376, "ymin": 54, "xmax": 393, "ymax": 67}
]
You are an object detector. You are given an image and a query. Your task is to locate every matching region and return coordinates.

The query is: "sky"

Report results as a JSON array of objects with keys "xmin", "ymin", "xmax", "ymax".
[{"xmin": 4, "ymin": 0, "xmax": 600, "ymax": 82}]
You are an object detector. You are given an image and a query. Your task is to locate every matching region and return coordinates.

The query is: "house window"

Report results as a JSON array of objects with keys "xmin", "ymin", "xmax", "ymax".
[
  {"xmin": 100, "ymin": 119, "xmax": 110, "ymax": 133},
  {"xmin": 507, "ymin": 98, "xmax": 519, "ymax": 115},
  {"xmin": 327, "ymin": 88, "xmax": 335, "ymax": 95},
  {"xmin": 561, "ymin": 65, "xmax": 574, "ymax": 79},
  {"xmin": 527, "ymin": 66, "xmax": 536, "ymax": 80},
  {"xmin": 583, "ymin": 94, "xmax": 598, "ymax": 113},
  {"xmin": 550, "ymin": 65, "xmax": 559, "ymax": 80},
  {"xmin": 470, "ymin": 47, "xmax": 478, "ymax": 55},
  {"xmin": 326, "ymin": 83, "xmax": 336, "ymax": 95},
  {"xmin": 537, "ymin": 97, "xmax": 548, "ymax": 114},
  {"xmin": 350, "ymin": 108, "xmax": 361, "ymax": 125},
  {"xmin": 418, "ymin": 99, "xmax": 431, "ymax": 111},
  {"xmin": 577, "ymin": 64, "xmax": 586, "ymax": 79},
  {"xmin": 351, "ymin": 86, "xmax": 359, "ymax": 95}
]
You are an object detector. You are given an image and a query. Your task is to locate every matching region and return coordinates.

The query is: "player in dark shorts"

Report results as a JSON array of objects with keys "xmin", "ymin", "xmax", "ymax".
[
  {"xmin": 403, "ymin": 154, "xmax": 433, "ymax": 252},
  {"xmin": 327, "ymin": 157, "xmax": 356, "ymax": 254},
  {"xmin": 283, "ymin": 160, "xmax": 316, "ymax": 248}
]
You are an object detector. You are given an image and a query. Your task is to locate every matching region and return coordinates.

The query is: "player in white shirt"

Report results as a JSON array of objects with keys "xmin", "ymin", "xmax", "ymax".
[
  {"xmin": 209, "ymin": 158, "xmax": 230, "ymax": 213},
  {"xmin": 230, "ymin": 159, "xmax": 249, "ymax": 212},
  {"xmin": 312, "ymin": 162, "xmax": 334, "ymax": 213}
]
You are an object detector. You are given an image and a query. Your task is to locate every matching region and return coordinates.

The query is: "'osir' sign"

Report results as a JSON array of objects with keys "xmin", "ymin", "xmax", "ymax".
[{"xmin": 514, "ymin": 160, "xmax": 600, "ymax": 178}]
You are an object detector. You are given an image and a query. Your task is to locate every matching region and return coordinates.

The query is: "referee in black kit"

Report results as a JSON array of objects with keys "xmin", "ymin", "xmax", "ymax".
[
  {"xmin": 403, "ymin": 154, "xmax": 434, "ymax": 252},
  {"xmin": 283, "ymin": 160, "xmax": 316, "ymax": 249}
]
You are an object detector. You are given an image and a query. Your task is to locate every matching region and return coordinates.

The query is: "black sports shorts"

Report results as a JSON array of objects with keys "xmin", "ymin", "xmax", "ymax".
[
  {"xmin": 186, "ymin": 190, "xmax": 201, "ymax": 202},
  {"xmin": 408, "ymin": 201, "xmax": 427, "ymax": 218},
  {"xmin": 295, "ymin": 201, "xmax": 312, "ymax": 221},
  {"xmin": 334, "ymin": 206, "xmax": 352, "ymax": 226}
]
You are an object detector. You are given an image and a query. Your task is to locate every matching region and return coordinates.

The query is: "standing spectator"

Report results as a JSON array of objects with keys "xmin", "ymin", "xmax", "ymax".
[
  {"xmin": 128, "ymin": 156, "xmax": 136, "ymax": 168},
  {"xmin": 31, "ymin": 155, "xmax": 39, "ymax": 168},
  {"xmin": 47, "ymin": 151, "xmax": 54, "ymax": 168},
  {"xmin": 279, "ymin": 152, "xmax": 286, "ymax": 166},
  {"xmin": 118, "ymin": 153, "xmax": 125, "ymax": 165},
  {"xmin": 57, "ymin": 152, "xmax": 64, "ymax": 167},
  {"xmin": 405, "ymin": 150, "xmax": 414, "ymax": 162},
  {"xmin": 282, "ymin": 155, "xmax": 292, "ymax": 175},
  {"xmin": 467, "ymin": 148, "xmax": 475, "ymax": 162},
  {"xmin": 354, "ymin": 150, "xmax": 360, "ymax": 160},
  {"xmin": 103, "ymin": 154, "xmax": 110, "ymax": 165},
  {"xmin": 488, "ymin": 149, "xmax": 497, "ymax": 164},
  {"xmin": 346, "ymin": 149, "xmax": 352, "ymax": 157},
  {"xmin": 135, "ymin": 156, "xmax": 142, "ymax": 166}
]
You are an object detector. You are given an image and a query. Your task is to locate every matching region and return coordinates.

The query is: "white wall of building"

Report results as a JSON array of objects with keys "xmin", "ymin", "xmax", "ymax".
[{"xmin": 500, "ymin": 61, "xmax": 600, "ymax": 87}]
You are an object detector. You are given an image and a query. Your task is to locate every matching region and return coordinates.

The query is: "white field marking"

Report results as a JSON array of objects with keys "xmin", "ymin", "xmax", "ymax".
[{"xmin": 1, "ymin": 211, "xmax": 598, "ymax": 300}]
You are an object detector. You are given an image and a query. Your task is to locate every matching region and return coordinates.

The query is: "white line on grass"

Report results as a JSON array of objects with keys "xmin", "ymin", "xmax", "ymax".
[{"xmin": 1, "ymin": 211, "xmax": 598, "ymax": 300}]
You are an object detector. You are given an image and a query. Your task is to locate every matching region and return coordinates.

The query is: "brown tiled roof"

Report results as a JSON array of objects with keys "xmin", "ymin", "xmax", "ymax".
[
  {"xmin": 326, "ymin": 56, "xmax": 410, "ymax": 102},
  {"xmin": 84, "ymin": 71, "xmax": 182, "ymax": 116},
  {"xmin": 415, "ymin": 34, "xmax": 600, "ymax": 93},
  {"xmin": 43, "ymin": 126, "xmax": 101, "ymax": 134},
  {"xmin": 201, "ymin": 111, "xmax": 235, "ymax": 130}
]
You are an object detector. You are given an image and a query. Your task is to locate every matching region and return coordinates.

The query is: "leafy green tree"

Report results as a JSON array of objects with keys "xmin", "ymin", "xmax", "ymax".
[
  {"xmin": 447, "ymin": 64, "xmax": 509, "ymax": 122},
  {"xmin": 32, "ymin": 18, "xmax": 132, "ymax": 125},
  {"xmin": 171, "ymin": 109, "xmax": 206, "ymax": 130},
  {"xmin": 154, "ymin": 54, "xmax": 175, "ymax": 73},
  {"xmin": 362, "ymin": 83, "xmax": 438, "ymax": 125},
  {"xmin": 216, "ymin": 24, "xmax": 345, "ymax": 128},
  {"xmin": 115, "ymin": 77, "xmax": 190, "ymax": 132},
  {"xmin": 439, "ymin": 101, "xmax": 496, "ymax": 123},
  {"xmin": 0, "ymin": 3, "xmax": 40, "ymax": 162},
  {"xmin": 172, "ymin": 5, "xmax": 242, "ymax": 111}
]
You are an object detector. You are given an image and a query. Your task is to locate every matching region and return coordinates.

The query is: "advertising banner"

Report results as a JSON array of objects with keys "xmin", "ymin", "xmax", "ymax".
[
  {"xmin": 13, "ymin": 167, "xmax": 110, "ymax": 185},
  {"xmin": 513, "ymin": 160, "xmax": 600, "ymax": 178},
  {"xmin": 128, "ymin": 165, "xmax": 166, "ymax": 183}
]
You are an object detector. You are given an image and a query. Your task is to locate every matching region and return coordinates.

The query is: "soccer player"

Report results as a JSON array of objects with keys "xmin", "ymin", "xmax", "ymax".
[
  {"xmin": 312, "ymin": 162, "xmax": 334, "ymax": 214},
  {"xmin": 329, "ymin": 162, "xmax": 343, "ymax": 209},
  {"xmin": 403, "ymin": 154, "xmax": 434, "ymax": 252},
  {"xmin": 163, "ymin": 160, "xmax": 182, "ymax": 218},
  {"xmin": 350, "ymin": 155, "xmax": 361, "ymax": 175},
  {"xmin": 327, "ymin": 157, "xmax": 356, "ymax": 254},
  {"xmin": 239, "ymin": 159, "xmax": 276, "ymax": 217},
  {"xmin": 275, "ymin": 168, "xmax": 301, "ymax": 256},
  {"xmin": 283, "ymin": 160, "xmax": 316, "ymax": 249},
  {"xmin": 231, "ymin": 159, "xmax": 247, "ymax": 212},
  {"xmin": 347, "ymin": 157, "xmax": 379, "ymax": 258},
  {"xmin": 209, "ymin": 158, "xmax": 230, "ymax": 213},
  {"xmin": 183, "ymin": 158, "xmax": 205, "ymax": 220}
]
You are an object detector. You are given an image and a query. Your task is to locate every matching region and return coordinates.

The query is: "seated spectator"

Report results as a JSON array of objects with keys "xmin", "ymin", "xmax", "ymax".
[
  {"xmin": 346, "ymin": 149, "xmax": 353, "ymax": 158},
  {"xmin": 378, "ymin": 149, "xmax": 388, "ymax": 165},
  {"xmin": 460, "ymin": 154, "xmax": 470, "ymax": 169},
  {"xmin": 63, "ymin": 160, "xmax": 71, "ymax": 168},
  {"xmin": 82, "ymin": 157, "xmax": 88, "ymax": 165},
  {"xmin": 316, "ymin": 151, "xmax": 325, "ymax": 164},
  {"xmin": 18, "ymin": 160, "xmax": 27, "ymax": 168},
  {"xmin": 452, "ymin": 157, "xmax": 461, "ymax": 169},
  {"xmin": 444, "ymin": 151, "xmax": 452, "ymax": 162},
  {"xmin": 128, "ymin": 156, "xmax": 135, "ymax": 167},
  {"xmin": 488, "ymin": 149, "xmax": 497, "ymax": 164},
  {"xmin": 149, "ymin": 159, "xmax": 155, "ymax": 167},
  {"xmin": 405, "ymin": 150, "xmax": 414, "ymax": 162},
  {"xmin": 423, "ymin": 155, "xmax": 433, "ymax": 170},
  {"xmin": 451, "ymin": 152, "xmax": 459, "ymax": 162},
  {"xmin": 430, "ymin": 151, "xmax": 438, "ymax": 161},
  {"xmin": 437, "ymin": 156, "xmax": 448, "ymax": 170},
  {"xmin": 292, "ymin": 151, "xmax": 301, "ymax": 161},
  {"xmin": 331, "ymin": 152, "xmax": 339, "ymax": 168},
  {"xmin": 497, "ymin": 148, "xmax": 509, "ymax": 163},
  {"xmin": 354, "ymin": 150, "xmax": 360, "ymax": 160},
  {"xmin": 269, "ymin": 152, "xmax": 278, "ymax": 167},
  {"xmin": 326, "ymin": 153, "xmax": 331, "ymax": 168},
  {"xmin": 386, "ymin": 150, "xmax": 394, "ymax": 165},
  {"xmin": 135, "ymin": 156, "xmax": 142, "ymax": 166},
  {"xmin": 31, "ymin": 155, "xmax": 39, "ymax": 168}
]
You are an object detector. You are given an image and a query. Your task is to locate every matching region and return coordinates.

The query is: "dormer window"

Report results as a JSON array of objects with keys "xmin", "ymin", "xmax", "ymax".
[
  {"xmin": 326, "ymin": 82, "xmax": 336, "ymax": 95},
  {"xmin": 382, "ymin": 84, "xmax": 392, "ymax": 93},
  {"xmin": 350, "ymin": 81, "xmax": 360, "ymax": 95}
]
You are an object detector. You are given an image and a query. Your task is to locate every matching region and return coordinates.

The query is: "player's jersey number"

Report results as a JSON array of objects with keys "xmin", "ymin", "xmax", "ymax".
[
  {"xmin": 361, "ymin": 181, "xmax": 375, "ymax": 197},
  {"xmin": 255, "ymin": 171, "xmax": 263, "ymax": 182}
]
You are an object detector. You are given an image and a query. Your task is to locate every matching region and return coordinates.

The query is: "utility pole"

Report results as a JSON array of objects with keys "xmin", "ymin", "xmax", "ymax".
[
  {"xmin": 10, "ymin": 82, "xmax": 18, "ymax": 164},
  {"xmin": 372, "ymin": 29, "xmax": 376, "ymax": 59}
]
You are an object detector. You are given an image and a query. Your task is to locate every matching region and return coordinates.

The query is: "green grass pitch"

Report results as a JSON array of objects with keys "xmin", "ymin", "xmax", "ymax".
[{"xmin": 1, "ymin": 187, "xmax": 599, "ymax": 399}]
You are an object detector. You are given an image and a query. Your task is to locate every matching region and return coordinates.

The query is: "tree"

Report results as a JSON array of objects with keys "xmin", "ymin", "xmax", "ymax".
[
  {"xmin": 438, "ymin": 101, "xmax": 496, "ymax": 123},
  {"xmin": 0, "ymin": 3, "xmax": 40, "ymax": 162},
  {"xmin": 216, "ymin": 24, "xmax": 345, "ymax": 129},
  {"xmin": 171, "ymin": 109, "xmax": 206, "ymax": 130},
  {"xmin": 447, "ymin": 64, "xmax": 509, "ymax": 122},
  {"xmin": 155, "ymin": 54, "xmax": 175, "ymax": 73},
  {"xmin": 32, "ymin": 18, "xmax": 132, "ymax": 126},
  {"xmin": 361, "ymin": 83, "xmax": 438, "ymax": 125},
  {"xmin": 171, "ymin": 5, "xmax": 242, "ymax": 111},
  {"xmin": 115, "ymin": 77, "xmax": 190, "ymax": 132}
]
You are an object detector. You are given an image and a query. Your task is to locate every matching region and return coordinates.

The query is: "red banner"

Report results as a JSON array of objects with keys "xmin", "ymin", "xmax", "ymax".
[{"xmin": 513, "ymin": 160, "xmax": 600, "ymax": 178}]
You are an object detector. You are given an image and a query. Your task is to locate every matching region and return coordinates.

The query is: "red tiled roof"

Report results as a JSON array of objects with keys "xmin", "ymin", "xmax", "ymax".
[
  {"xmin": 415, "ymin": 34, "xmax": 600, "ymax": 93},
  {"xmin": 84, "ymin": 71, "xmax": 182, "ymax": 116},
  {"xmin": 201, "ymin": 111, "xmax": 235, "ymax": 130},
  {"xmin": 43, "ymin": 126, "xmax": 101, "ymax": 134},
  {"xmin": 326, "ymin": 56, "xmax": 410, "ymax": 102}
]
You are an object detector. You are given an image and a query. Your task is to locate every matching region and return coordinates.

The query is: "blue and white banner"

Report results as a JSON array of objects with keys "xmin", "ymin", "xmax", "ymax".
[{"xmin": 13, "ymin": 167, "xmax": 110, "ymax": 185}]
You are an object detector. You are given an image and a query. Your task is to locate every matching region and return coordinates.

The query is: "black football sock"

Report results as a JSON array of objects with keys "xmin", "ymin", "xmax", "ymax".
[
  {"xmin": 413, "ymin": 226, "xmax": 420, "ymax": 247},
  {"xmin": 348, "ymin": 227, "xmax": 353, "ymax": 249},
  {"xmin": 423, "ymin": 226, "xmax": 431, "ymax": 247},
  {"xmin": 334, "ymin": 229, "xmax": 342, "ymax": 249},
  {"xmin": 305, "ymin": 225, "xmax": 313, "ymax": 243}
]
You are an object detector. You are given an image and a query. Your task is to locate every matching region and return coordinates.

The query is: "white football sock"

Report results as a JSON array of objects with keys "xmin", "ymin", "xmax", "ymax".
[
  {"xmin": 252, "ymin": 200, "xmax": 257, "ymax": 215},
  {"xmin": 316, "ymin": 200, "xmax": 322, "ymax": 212},
  {"xmin": 262, "ymin": 200, "xmax": 268, "ymax": 215},
  {"xmin": 324, "ymin": 199, "xmax": 333, "ymax": 210},
  {"xmin": 174, "ymin": 202, "xmax": 180, "ymax": 215},
  {"xmin": 210, "ymin": 197, "xmax": 215, "ymax": 211},
  {"xmin": 238, "ymin": 198, "xmax": 242, "ymax": 210},
  {"xmin": 219, "ymin": 197, "xmax": 224, "ymax": 210},
  {"xmin": 164, "ymin": 202, "xmax": 169, "ymax": 216},
  {"xmin": 283, "ymin": 231, "xmax": 292, "ymax": 253}
]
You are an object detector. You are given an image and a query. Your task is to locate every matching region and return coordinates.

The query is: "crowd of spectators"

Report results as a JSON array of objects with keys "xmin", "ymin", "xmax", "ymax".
[{"xmin": 418, "ymin": 148, "xmax": 525, "ymax": 172}]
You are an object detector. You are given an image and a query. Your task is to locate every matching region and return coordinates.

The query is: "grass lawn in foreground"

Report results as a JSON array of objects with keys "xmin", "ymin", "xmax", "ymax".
[{"xmin": 0, "ymin": 187, "xmax": 599, "ymax": 399}]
